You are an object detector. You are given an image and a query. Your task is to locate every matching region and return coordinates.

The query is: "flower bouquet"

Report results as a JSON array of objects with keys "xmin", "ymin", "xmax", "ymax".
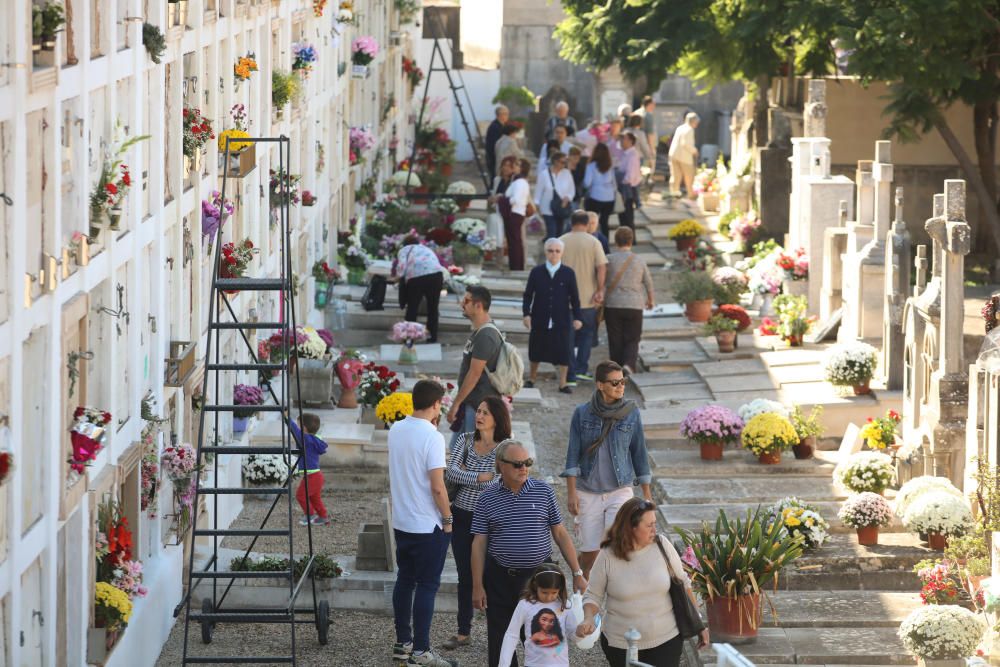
[
  {"xmin": 392, "ymin": 321, "xmax": 428, "ymax": 363},
  {"xmin": 823, "ymin": 341, "xmax": 878, "ymax": 394},
  {"xmin": 95, "ymin": 499, "xmax": 133, "ymax": 581},
  {"xmin": 778, "ymin": 247, "xmax": 809, "ymax": 282},
  {"xmin": 745, "ymin": 251, "xmax": 784, "ymax": 297},
  {"xmin": 837, "ymin": 451, "xmax": 895, "ymax": 494},
  {"xmin": 914, "ymin": 560, "xmax": 979, "ymax": 606},
  {"xmin": 269, "ymin": 168, "xmax": 301, "ymax": 211},
  {"xmin": 140, "ymin": 426, "xmax": 159, "ymax": 517},
  {"xmin": 234, "ymin": 53, "xmax": 258, "ymax": 82},
  {"xmin": 840, "ymin": 492, "xmax": 893, "ymax": 545},
  {"xmin": 349, "ymin": 126, "xmax": 376, "ymax": 166},
  {"xmin": 902, "ymin": 491, "xmax": 973, "ymax": 549},
  {"xmin": 69, "ymin": 406, "xmax": 111, "ymax": 473},
  {"xmin": 161, "ymin": 443, "xmax": 200, "ymax": 534},
  {"xmin": 351, "ymin": 36, "xmax": 379, "ymax": 76},
  {"xmin": 292, "ymin": 42, "xmax": 317, "ymax": 77},
  {"xmin": 376, "ymin": 392, "xmax": 414, "ymax": 427},
  {"xmin": 430, "ymin": 197, "xmax": 460, "ymax": 219},
  {"xmin": 88, "ymin": 127, "xmax": 148, "ymax": 234},
  {"xmin": 201, "ymin": 190, "xmax": 234, "ymax": 249},
  {"xmin": 667, "ymin": 219, "xmax": 705, "ymax": 251},
  {"xmin": 860, "ymin": 409, "xmax": 901, "ymax": 450},
  {"xmin": 219, "ymin": 238, "xmax": 258, "ymax": 291},
  {"xmin": 680, "ymin": 404, "xmax": 744, "ymax": 460},
  {"xmin": 217, "ymin": 104, "xmax": 254, "ymax": 176},
  {"xmin": 711, "ymin": 267, "xmax": 748, "ymax": 305},
  {"xmin": 895, "ymin": 476, "xmax": 964, "ymax": 518},
  {"xmin": 737, "ymin": 398, "xmax": 789, "ymax": 422},
  {"xmin": 741, "ymin": 412, "xmax": 798, "ymax": 464},
  {"xmin": 233, "ymin": 383, "xmax": 264, "ymax": 423},
  {"xmin": 772, "ymin": 294, "xmax": 812, "ymax": 346},
  {"xmin": 335, "ymin": 350, "xmax": 367, "ymax": 408},
  {"xmin": 242, "ymin": 454, "xmax": 290, "ymax": 487},
  {"xmin": 358, "ymin": 362, "xmax": 400, "ymax": 408},
  {"xmin": 451, "ymin": 218, "xmax": 488, "ymax": 266},
  {"xmin": 182, "ymin": 107, "xmax": 214, "ymax": 159},
  {"xmin": 312, "ymin": 260, "xmax": 340, "ymax": 308},
  {"xmin": 402, "ymin": 55, "xmax": 424, "ymax": 89},
  {"xmin": 769, "ymin": 497, "xmax": 830, "ymax": 549},
  {"xmin": 789, "ymin": 405, "xmax": 824, "ymax": 459},
  {"xmin": 898, "ymin": 604, "xmax": 986, "ymax": 662},
  {"xmin": 0, "ymin": 449, "xmax": 13, "ymax": 486},
  {"xmin": 94, "ymin": 581, "xmax": 133, "ymax": 633},
  {"xmin": 728, "ymin": 210, "xmax": 761, "ymax": 249}
]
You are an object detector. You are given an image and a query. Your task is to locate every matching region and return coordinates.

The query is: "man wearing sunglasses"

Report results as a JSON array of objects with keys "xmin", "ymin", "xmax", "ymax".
[
  {"xmin": 470, "ymin": 439, "xmax": 587, "ymax": 667},
  {"xmin": 562, "ymin": 360, "xmax": 652, "ymax": 580}
]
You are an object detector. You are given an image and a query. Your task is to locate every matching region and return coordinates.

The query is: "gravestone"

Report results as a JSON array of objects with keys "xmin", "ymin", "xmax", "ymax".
[
  {"xmin": 356, "ymin": 497, "xmax": 396, "ymax": 571},
  {"xmin": 881, "ymin": 187, "xmax": 911, "ymax": 390},
  {"xmin": 803, "ymin": 79, "xmax": 828, "ymax": 139},
  {"xmin": 838, "ymin": 160, "xmax": 876, "ymax": 343},
  {"xmin": 820, "ymin": 201, "xmax": 850, "ymax": 323}
]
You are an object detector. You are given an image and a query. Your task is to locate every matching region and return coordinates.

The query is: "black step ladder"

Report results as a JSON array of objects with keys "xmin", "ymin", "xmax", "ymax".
[{"xmin": 177, "ymin": 135, "xmax": 330, "ymax": 665}]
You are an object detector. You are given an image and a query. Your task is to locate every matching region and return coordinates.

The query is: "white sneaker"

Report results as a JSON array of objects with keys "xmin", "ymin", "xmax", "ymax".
[
  {"xmin": 298, "ymin": 515, "xmax": 313, "ymax": 526},
  {"xmin": 407, "ymin": 650, "xmax": 458, "ymax": 666}
]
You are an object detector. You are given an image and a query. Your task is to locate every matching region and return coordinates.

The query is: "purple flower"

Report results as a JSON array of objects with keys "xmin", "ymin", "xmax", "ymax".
[
  {"xmin": 316, "ymin": 328, "xmax": 335, "ymax": 349},
  {"xmin": 679, "ymin": 404, "xmax": 744, "ymax": 444}
]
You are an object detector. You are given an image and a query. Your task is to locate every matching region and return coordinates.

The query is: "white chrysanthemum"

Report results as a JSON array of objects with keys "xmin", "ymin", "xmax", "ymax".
[
  {"xmin": 898, "ymin": 604, "xmax": 985, "ymax": 659},
  {"xmin": 823, "ymin": 341, "xmax": 878, "ymax": 386},
  {"xmin": 902, "ymin": 491, "xmax": 973, "ymax": 537},
  {"xmin": 894, "ymin": 476, "xmax": 963, "ymax": 517},
  {"xmin": 242, "ymin": 454, "xmax": 290, "ymax": 485},
  {"xmin": 738, "ymin": 398, "xmax": 789, "ymax": 422},
  {"xmin": 836, "ymin": 451, "xmax": 895, "ymax": 494}
]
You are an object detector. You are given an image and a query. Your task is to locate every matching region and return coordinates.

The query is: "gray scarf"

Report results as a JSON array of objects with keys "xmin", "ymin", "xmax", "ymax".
[{"xmin": 585, "ymin": 391, "xmax": 636, "ymax": 457}]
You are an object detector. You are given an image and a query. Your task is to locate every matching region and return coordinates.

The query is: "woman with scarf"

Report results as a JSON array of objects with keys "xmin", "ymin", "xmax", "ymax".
[{"xmin": 560, "ymin": 359, "xmax": 652, "ymax": 579}]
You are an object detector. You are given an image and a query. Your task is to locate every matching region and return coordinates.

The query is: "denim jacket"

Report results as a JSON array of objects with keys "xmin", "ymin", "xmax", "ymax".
[{"xmin": 560, "ymin": 403, "xmax": 651, "ymax": 487}]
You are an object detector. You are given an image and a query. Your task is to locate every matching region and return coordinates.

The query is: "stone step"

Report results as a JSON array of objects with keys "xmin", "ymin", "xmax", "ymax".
[
  {"xmin": 764, "ymin": 591, "xmax": 921, "ymax": 628},
  {"xmin": 657, "ymin": 476, "xmax": 847, "ymax": 505},
  {"xmin": 658, "ymin": 501, "xmax": 905, "ymax": 534},
  {"xmin": 649, "ymin": 448, "xmax": 839, "ymax": 477}
]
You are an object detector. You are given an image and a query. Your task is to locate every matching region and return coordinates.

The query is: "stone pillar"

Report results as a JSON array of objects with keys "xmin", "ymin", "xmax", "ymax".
[
  {"xmin": 803, "ymin": 79, "xmax": 827, "ymax": 139},
  {"xmin": 838, "ymin": 160, "xmax": 875, "ymax": 342},
  {"xmin": 882, "ymin": 187, "xmax": 911, "ymax": 390},
  {"xmin": 820, "ymin": 201, "xmax": 850, "ymax": 321}
]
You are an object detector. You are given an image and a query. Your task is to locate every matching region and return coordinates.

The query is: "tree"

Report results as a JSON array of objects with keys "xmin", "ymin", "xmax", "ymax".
[{"xmin": 839, "ymin": 0, "xmax": 1000, "ymax": 254}]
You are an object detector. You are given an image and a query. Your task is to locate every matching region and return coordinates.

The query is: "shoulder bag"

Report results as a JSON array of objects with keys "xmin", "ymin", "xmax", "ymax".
[
  {"xmin": 548, "ymin": 169, "xmax": 574, "ymax": 221},
  {"xmin": 595, "ymin": 253, "xmax": 634, "ymax": 327},
  {"xmin": 445, "ymin": 432, "xmax": 475, "ymax": 502},
  {"xmin": 655, "ymin": 535, "xmax": 706, "ymax": 640}
]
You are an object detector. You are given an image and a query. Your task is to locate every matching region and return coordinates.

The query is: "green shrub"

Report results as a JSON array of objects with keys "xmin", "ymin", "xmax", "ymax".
[
  {"xmin": 672, "ymin": 270, "xmax": 716, "ymax": 304},
  {"xmin": 492, "ymin": 85, "xmax": 537, "ymax": 110}
]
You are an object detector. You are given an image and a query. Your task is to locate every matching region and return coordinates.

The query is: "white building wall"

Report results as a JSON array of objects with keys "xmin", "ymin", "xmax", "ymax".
[{"xmin": 0, "ymin": 0, "xmax": 416, "ymax": 665}]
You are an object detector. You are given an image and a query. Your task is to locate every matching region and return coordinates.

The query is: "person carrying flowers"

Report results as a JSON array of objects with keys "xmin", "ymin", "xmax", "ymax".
[{"xmin": 288, "ymin": 412, "xmax": 330, "ymax": 526}]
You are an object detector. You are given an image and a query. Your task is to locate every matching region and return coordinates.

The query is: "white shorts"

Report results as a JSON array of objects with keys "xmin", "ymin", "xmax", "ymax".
[{"xmin": 574, "ymin": 486, "xmax": 635, "ymax": 552}]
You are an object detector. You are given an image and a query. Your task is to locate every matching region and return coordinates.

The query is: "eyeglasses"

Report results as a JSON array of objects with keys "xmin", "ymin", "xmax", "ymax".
[
  {"xmin": 545, "ymin": 248, "xmax": 562, "ymax": 254},
  {"xmin": 501, "ymin": 457, "xmax": 534, "ymax": 469},
  {"xmin": 632, "ymin": 500, "xmax": 656, "ymax": 516},
  {"xmin": 600, "ymin": 378, "xmax": 626, "ymax": 387}
]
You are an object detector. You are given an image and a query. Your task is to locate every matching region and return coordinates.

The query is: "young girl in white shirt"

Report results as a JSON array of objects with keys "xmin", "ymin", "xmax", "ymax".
[{"xmin": 499, "ymin": 565, "xmax": 582, "ymax": 666}]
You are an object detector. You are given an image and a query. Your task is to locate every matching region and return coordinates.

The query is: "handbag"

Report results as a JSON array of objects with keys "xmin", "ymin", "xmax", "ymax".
[
  {"xmin": 655, "ymin": 535, "xmax": 706, "ymax": 640},
  {"xmin": 445, "ymin": 432, "xmax": 474, "ymax": 502},
  {"xmin": 596, "ymin": 253, "xmax": 634, "ymax": 326},
  {"xmin": 548, "ymin": 169, "xmax": 574, "ymax": 221}
]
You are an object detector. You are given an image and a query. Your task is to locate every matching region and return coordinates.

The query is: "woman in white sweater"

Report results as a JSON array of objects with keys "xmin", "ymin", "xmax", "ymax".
[
  {"xmin": 577, "ymin": 498, "xmax": 709, "ymax": 666},
  {"xmin": 534, "ymin": 151, "xmax": 576, "ymax": 240}
]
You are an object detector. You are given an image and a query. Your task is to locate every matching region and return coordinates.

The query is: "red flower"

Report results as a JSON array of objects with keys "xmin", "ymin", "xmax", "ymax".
[
  {"xmin": 389, "ymin": 380, "xmax": 400, "ymax": 391},
  {"xmin": 226, "ymin": 255, "xmax": 237, "ymax": 265},
  {"xmin": 122, "ymin": 172, "xmax": 131, "ymax": 186},
  {"xmin": 102, "ymin": 412, "xmax": 111, "ymax": 423},
  {"xmin": 888, "ymin": 410, "xmax": 901, "ymax": 421},
  {"xmin": 191, "ymin": 126, "xmax": 201, "ymax": 134},
  {"xmin": 105, "ymin": 183, "xmax": 118, "ymax": 195},
  {"xmin": 74, "ymin": 406, "xmax": 85, "ymax": 419},
  {"xmin": 244, "ymin": 239, "xmax": 254, "ymax": 249}
]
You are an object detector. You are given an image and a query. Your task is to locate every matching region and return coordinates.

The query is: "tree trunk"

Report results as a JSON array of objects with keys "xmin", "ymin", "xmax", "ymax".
[
  {"xmin": 973, "ymin": 100, "xmax": 998, "ymax": 252},
  {"xmin": 934, "ymin": 115, "xmax": 1000, "ymax": 255},
  {"xmin": 753, "ymin": 75, "xmax": 770, "ymax": 148}
]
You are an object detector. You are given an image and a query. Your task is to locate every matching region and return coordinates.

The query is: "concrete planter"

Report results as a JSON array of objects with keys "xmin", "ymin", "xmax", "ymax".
[{"xmin": 292, "ymin": 358, "xmax": 334, "ymax": 406}]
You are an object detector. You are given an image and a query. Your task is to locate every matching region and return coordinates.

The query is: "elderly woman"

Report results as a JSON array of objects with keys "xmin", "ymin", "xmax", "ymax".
[
  {"xmin": 522, "ymin": 238, "xmax": 582, "ymax": 394},
  {"xmin": 545, "ymin": 100, "xmax": 578, "ymax": 139},
  {"xmin": 535, "ymin": 150, "xmax": 576, "ymax": 240},
  {"xmin": 503, "ymin": 159, "xmax": 533, "ymax": 271},
  {"xmin": 604, "ymin": 227, "xmax": 655, "ymax": 374},
  {"xmin": 391, "ymin": 235, "xmax": 445, "ymax": 343},
  {"xmin": 577, "ymin": 497, "xmax": 710, "ymax": 667},
  {"xmin": 493, "ymin": 123, "xmax": 523, "ymax": 175},
  {"xmin": 485, "ymin": 105, "xmax": 510, "ymax": 181},
  {"xmin": 442, "ymin": 395, "xmax": 512, "ymax": 652}
]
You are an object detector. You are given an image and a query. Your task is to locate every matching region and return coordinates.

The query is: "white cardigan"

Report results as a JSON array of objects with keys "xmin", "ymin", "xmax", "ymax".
[{"xmin": 534, "ymin": 168, "xmax": 576, "ymax": 216}]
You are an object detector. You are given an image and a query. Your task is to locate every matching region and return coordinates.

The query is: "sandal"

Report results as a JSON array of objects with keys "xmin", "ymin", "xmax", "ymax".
[{"xmin": 440, "ymin": 635, "xmax": 470, "ymax": 650}]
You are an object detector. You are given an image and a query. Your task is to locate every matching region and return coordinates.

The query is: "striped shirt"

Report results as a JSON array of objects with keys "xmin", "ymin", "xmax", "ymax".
[
  {"xmin": 471, "ymin": 477, "xmax": 562, "ymax": 568},
  {"xmin": 445, "ymin": 432, "xmax": 500, "ymax": 512}
]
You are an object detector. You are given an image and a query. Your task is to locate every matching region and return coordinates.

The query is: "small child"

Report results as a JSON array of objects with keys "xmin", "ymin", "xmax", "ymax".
[
  {"xmin": 499, "ymin": 564, "xmax": 581, "ymax": 667},
  {"xmin": 289, "ymin": 413, "xmax": 329, "ymax": 526}
]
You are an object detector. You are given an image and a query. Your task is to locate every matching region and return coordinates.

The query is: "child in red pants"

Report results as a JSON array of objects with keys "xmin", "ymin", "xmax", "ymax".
[{"xmin": 289, "ymin": 413, "xmax": 330, "ymax": 526}]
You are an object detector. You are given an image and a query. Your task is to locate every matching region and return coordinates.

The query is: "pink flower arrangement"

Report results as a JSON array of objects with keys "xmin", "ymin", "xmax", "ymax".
[
  {"xmin": 112, "ymin": 559, "xmax": 148, "ymax": 599},
  {"xmin": 351, "ymin": 36, "xmax": 379, "ymax": 66},
  {"xmin": 729, "ymin": 211, "xmax": 761, "ymax": 246},
  {"xmin": 679, "ymin": 404, "xmax": 744, "ymax": 444},
  {"xmin": 777, "ymin": 247, "xmax": 809, "ymax": 281},
  {"xmin": 391, "ymin": 321, "xmax": 428, "ymax": 346},
  {"xmin": 588, "ymin": 122, "xmax": 611, "ymax": 144},
  {"xmin": 349, "ymin": 126, "xmax": 376, "ymax": 165}
]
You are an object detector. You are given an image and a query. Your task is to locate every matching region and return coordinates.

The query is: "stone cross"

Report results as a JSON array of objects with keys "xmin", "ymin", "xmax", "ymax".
[
  {"xmin": 872, "ymin": 141, "xmax": 894, "ymax": 243},
  {"xmin": 882, "ymin": 186, "xmax": 910, "ymax": 390},
  {"xmin": 927, "ymin": 180, "xmax": 971, "ymax": 376},
  {"xmin": 804, "ymin": 79, "xmax": 827, "ymax": 138}
]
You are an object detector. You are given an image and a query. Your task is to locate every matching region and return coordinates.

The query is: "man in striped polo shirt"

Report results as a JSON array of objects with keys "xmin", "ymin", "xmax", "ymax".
[{"xmin": 470, "ymin": 440, "xmax": 586, "ymax": 667}]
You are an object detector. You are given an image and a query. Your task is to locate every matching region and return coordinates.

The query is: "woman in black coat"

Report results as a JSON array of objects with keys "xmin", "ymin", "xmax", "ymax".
[{"xmin": 522, "ymin": 238, "xmax": 583, "ymax": 394}]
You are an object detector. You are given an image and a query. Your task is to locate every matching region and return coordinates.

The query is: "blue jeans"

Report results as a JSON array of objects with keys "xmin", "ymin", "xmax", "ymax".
[
  {"xmin": 543, "ymin": 214, "xmax": 565, "ymax": 240},
  {"xmin": 567, "ymin": 307, "xmax": 598, "ymax": 381},
  {"xmin": 393, "ymin": 527, "xmax": 452, "ymax": 652},
  {"xmin": 448, "ymin": 403, "xmax": 476, "ymax": 451},
  {"xmin": 450, "ymin": 506, "xmax": 475, "ymax": 635}
]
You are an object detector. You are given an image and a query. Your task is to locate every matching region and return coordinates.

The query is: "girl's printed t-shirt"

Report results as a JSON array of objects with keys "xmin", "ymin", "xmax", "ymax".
[{"xmin": 499, "ymin": 599, "xmax": 581, "ymax": 666}]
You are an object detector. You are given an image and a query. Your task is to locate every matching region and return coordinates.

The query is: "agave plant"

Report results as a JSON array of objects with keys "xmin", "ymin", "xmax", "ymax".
[{"xmin": 675, "ymin": 506, "xmax": 803, "ymax": 629}]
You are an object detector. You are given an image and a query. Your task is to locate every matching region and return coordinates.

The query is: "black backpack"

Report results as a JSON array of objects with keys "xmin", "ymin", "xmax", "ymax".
[{"xmin": 361, "ymin": 274, "xmax": 387, "ymax": 311}]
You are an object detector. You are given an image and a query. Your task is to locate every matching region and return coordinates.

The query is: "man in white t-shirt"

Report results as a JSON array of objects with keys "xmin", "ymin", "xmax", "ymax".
[{"xmin": 389, "ymin": 380, "xmax": 457, "ymax": 667}]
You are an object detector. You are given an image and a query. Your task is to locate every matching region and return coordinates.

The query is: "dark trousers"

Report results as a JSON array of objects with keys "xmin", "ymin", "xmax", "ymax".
[
  {"xmin": 505, "ymin": 212, "xmax": 525, "ymax": 270},
  {"xmin": 403, "ymin": 271, "xmax": 443, "ymax": 342},
  {"xmin": 567, "ymin": 307, "xmax": 598, "ymax": 381},
  {"xmin": 485, "ymin": 556, "xmax": 540, "ymax": 667},
  {"xmin": 605, "ymin": 307, "xmax": 644, "ymax": 372},
  {"xmin": 585, "ymin": 197, "xmax": 615, "ymax": 238},
  {"xmin": 450, "ymin": 506, "xmax": 475, "ymax": 636},
  {"xmin": 543, "ymin": 214, "xmax": 563, "ymax": 240},
  {"xmin": 618, "ymin": 189, "xmax": 637, "ymax": 229},
  {"xmin": 600, "ymin": 633, "xmax": 685, "ymax": 667},
  {"xmin": 392, "ymin": 527, "xmax": 451, "ymax": 652}
]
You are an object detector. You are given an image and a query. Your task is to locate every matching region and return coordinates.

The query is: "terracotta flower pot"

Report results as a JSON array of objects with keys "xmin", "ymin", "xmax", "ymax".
[
  {"xmin": 706, "ymin": 594, "xmax": 762, "ymax": 644},
  {"xmin": 792, "ymin": 436, "xmax": 815, "ymax": 459},
  {"xmin": 927, "ymin": 531, "xmax": 948, "ymax": 550},
  {"xmin": 440, "ymin": 163, "xmax": 453, "ymax": 177},
  {"xmin": 785, "ymin": 334, "xmax": 803, "ymax": 347},
  {"xmin": 675, "ymin": 236, "xmax": 698, "ymax": 251},
  {"xmin": 758, "ymin": 450, "xmax": 781, "ymax": 465},
  {"xmin": 700, "ymin": 441, "xmax": 724, "ymax": 461},
  {"xmin": 458, "ymin": 200, "xmax": 470, "ymax": 212},
  {"xmin": 852, "ymin": 381, "xmax": 872, "ymax": 395},
  {"xmin": 856, "ymin": 525, "xmax": 879, "ymax": 546},
  {"xmin": 716, "ymin": 331, "xmax": 737, "ymax": 353},
  {"xmin": 685, "ymin": 299, "xmax": 714, "ymax": 323}
]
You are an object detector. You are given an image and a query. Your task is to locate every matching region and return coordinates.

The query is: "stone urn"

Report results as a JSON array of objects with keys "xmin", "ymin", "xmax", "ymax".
[{"xmin": 292, "ymin": 357, "xmax": 334, "ymax": 406}]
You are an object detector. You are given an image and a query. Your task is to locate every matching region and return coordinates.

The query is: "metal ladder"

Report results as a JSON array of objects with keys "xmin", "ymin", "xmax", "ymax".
[
  {"xmin": 406, "ymin": 8, "xmax": 491, "ymax": 194},
  {"xmin": 177, "ymin": 135, "xmax": 330, "ymax": 665}
]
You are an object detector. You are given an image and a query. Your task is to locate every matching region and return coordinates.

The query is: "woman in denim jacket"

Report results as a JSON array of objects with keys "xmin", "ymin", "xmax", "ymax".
[{"xmin": 561, "ymin": 359, "xmax": 652, "ymax": 579}]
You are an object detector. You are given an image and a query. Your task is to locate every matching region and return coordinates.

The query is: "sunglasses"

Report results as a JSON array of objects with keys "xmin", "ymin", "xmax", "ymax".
[
  {"xmin": 502, "ymin": 457, "xmax": 534, "ymax": 469},
  {"xmin": 600, "ymin": 378, "xmax": 626, "ymax": 387}
]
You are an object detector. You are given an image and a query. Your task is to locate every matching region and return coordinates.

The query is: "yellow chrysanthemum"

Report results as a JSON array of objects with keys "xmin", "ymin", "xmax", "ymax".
[
  {"xmin": 218, "ymin": 128, "xmax": 252, "ymax": 153},
  {"xmin": 376, "ymin": 392, "xmax": 413, "ymax": 425},
  {"xmin": 95, "ymin": 581, "xmax": 133, "ymax": 630},
  {"xmin": 741, "ymin": 412, "xmax": 798, "ymax": 456},
  {"xmin": 667, "ymin": 219, "xmax": 705, "ymax": 239},
  {"xmin": 785, "ymin": 515, "xmax": 801, "ymax": 527}
]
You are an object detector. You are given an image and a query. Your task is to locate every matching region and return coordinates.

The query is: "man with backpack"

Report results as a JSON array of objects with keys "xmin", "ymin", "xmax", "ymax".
[{"xmin": 446, "ymin": 286, "xmax": 522, "ymax": 445}]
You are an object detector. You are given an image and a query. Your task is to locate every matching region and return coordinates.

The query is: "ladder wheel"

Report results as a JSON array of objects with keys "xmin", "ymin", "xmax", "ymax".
[
  {"xmin": 316, "ymin": 600, "xmax": 330, "ymax": 645},
  {"xmin": 201, "ymin": 598, "xmax": 215, "ymax": 644}
]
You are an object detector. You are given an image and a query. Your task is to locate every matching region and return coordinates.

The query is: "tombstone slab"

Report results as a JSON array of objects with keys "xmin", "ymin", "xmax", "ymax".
[
  {"xmin": 630, "ymin": 369, "xmax": 703, "ymax": 387},
  {"xmin": 694, "ymin": 358, "xmax": 768, "ymax": 377},
  {"xmin": 640, "ymin": 384, "xmax": 714, "ymax": 403},
  {"xmin": 704, "ymin": 373, "xmax": 776, "ymax": 393}
]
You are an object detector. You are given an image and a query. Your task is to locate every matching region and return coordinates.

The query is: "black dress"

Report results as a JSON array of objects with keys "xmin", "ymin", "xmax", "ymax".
[{"xmin": 522, "ymin": 264, "xmax": 583, "ymax": 365}]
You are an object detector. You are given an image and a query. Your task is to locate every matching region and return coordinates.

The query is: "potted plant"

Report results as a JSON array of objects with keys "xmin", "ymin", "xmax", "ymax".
[
  {"xmin": 218, "ymin": 104, "xmax": 256, "ymax": 178},
  {"xmin": 789, "ymin": 405, "xmax": 824, "ymax": 459},
  {"xmin": 291, "ymin": 41, "xmax": 317, "ymax": 78},
  {"xmin": 232, "ymin": 384, "xmax": 264, "ymax": 434},
  {"xmin": 218, "ymin": 238, "xmax": 259, "ymax": 292},
  {"xmin": 391, "ymin": 321, "xmax": 428, "ymax": 364},
  {"xmin": 713, "ymin": 304, "xmax": 751, "ymax": 349},
  {"xmin": 741, "ymin": 412, "xmax": 798, "ymax": 464},
  {"xmin": 897, "ymin": 605, "xmax": 986, "ymax": 667},
  {"xmin": 679, "ymin": 404, "xmax": 744, "ymax": 460},
  {"xmin": 142, "ymin": 22, "xmax": 167, "ymax": 64},
  {"xmin": 311, "ymin": 260, "xmax": 340, "ymax": 309},
  {"xmin": 31, "ymin": 5, "xmax": 43, "ymax": 55},
  {"xmin": 859, "ymin": 409, "xmax": 902, "ymax": 451},
  {"xmin": 446, "ymin": 181, "xmax": 476, "ymax": 211},
  {"xmin": 823, "ymin": 341, "xmax": 879, "ymax": 394},
  {"xmin": 768, "ymin": 497, "xmax": 830, "ymax": 549},
  {"xmin": 376, "ymin": 392, "xmax": 414, "ymax": 429},
  {"xmin": 676, "ymin": 506, "xmax": 803, "ymax": 644},
  {"xmin": 737, "ymin": 398, "xmax": 789, "ymax": 423},
  {"xmin": 711, "ymin": 266, "xmax": 748, "ymax": 305},
  {"xmin": 339, "ymin": 229, "xmax": 369, "ymax": 285},
  {"xmin": 350, "ymin": 36, "xmax": 379, "ymax": 78},
  {"xmin": 242, "ymin": 454, "xmax": 290, "ymax": 498},
  {"xmin": 777, "ymin": 247, "xmax": 809, "ymax": 297},
  {"xmin": 349, "ymin": 126, "xmax": 376, "ymax": 166},
  {"xmin": 667, "ymin": 218, "xmax": 705, "ymax": 251},
  {"xmin": 837, "ymin": 451, "xmax": 896, "ymax": 495},
  {"xmin": 201, "ymin": 190, "xmax": 234, "ymax": 251},
  {"xmin": 39, "ymin": 2, "xmax": 65, "ymax": 59},
  {"xmin": 895, "ymin": 476, "xmax": 965, "ymax": 521},
  {"xmin": 69, "ymin": 406, "xmax": 111, "ymax": 473},
  {"xmin": 271, "ymin": 69, "xmax": 301, "ymax": 118},
  {"xmin": 772, "ymin": 294, "xmax": 812, "ymax": 346},
  {"xmin": 838, "ymin": 492, "xmax": 893, "ymax": 546},
  {"xmin": 672, "ymin": 270, "xmax": 716, "ymax": 323},
  {"xmin": 704, "ymin": 314, "xmax": 739, "ymax": 353},
  {"xmin": 902, "ymin": 491, "xmax": 973, "ymax": 551},
  {"xmin": 334, "ymin": 350, "xmax": 366, "ymax": 408},
  {"xmin": 402, "ymin": 55, "xmax": 424, "ymax": 92},
  {"xmin": 90, "ymin": 582, "xmax": 132, "ymax": 661},
  {"xmin": 358, "ymin": 362, "xmax": 401, "ymax": 421}
]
